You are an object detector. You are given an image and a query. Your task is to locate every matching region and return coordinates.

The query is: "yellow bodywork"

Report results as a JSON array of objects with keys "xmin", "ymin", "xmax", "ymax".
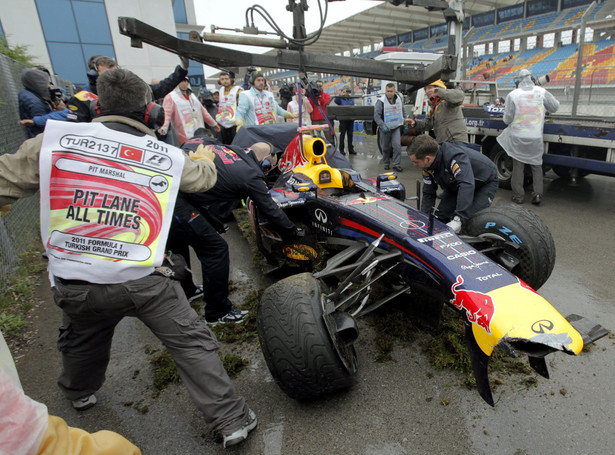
[
  {"xmin": 293, "ymin": 135, "xmax": 344, "ymax": 189},
  {"xmin": 472, "ymin": 282, "xmax": 584, "ymax": 356}
]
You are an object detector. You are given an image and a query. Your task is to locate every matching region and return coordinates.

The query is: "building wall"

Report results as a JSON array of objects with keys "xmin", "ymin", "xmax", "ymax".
[
  {"xmin": 0, "ymin": 0, "xmax": 199, "ymax": 87},
  {"xmin": 0, "ymin": 0, "xmax": 51, "ymax": 69}
]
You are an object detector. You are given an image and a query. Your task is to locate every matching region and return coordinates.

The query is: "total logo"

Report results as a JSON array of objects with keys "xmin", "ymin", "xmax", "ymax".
[{"xmin": 475, "ymin": 272, "xmax": 502, "ymax": 281}]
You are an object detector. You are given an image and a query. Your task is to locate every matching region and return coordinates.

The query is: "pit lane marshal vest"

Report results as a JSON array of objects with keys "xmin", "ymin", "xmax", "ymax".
[
  {"xmin": 216, "ymin": 85, "xmax": 241, "ymax": 128},
  {"xmin": 381, "ymin": 94, "xmax": 404, "ymax": 129},
  {"xmin": 39, "ymin": 120, "xmax": 184, "ymax": 284},
  {"xmin": 244, "ymin": 89, "xmax": 276, "ymax": 125}
]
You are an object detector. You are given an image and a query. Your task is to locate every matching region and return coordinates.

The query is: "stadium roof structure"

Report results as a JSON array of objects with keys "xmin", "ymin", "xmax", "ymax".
[{"xmin": 300, "ymin": 0, "xmax": 527, "ymax": 55}]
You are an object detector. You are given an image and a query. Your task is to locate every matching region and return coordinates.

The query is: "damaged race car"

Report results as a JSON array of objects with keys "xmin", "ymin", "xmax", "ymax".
[{"xmin": 233, "ymin": 124, "xmax": 607, "ymax": 406}]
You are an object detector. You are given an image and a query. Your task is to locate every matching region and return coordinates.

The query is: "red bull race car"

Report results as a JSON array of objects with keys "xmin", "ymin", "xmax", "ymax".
[{"xmin": 234, "ymin": 124, "xmax": 607, "ymax": 406}]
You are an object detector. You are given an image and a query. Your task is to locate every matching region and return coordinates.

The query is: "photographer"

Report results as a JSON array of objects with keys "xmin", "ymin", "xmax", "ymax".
[
  {"xmin": 308, "ymin": 79, "xmax": 333, "ymax": 143},
  {"xmin": 18, "ymin": 89, "xmax": 68, "ymax": 129},
  {"xmin": 18, "ymin": 68, "xmax": 55, "ymax": 138},
  {"xmin": 277, "ymin": 83, "xmax": 294, "ymax": 110}
]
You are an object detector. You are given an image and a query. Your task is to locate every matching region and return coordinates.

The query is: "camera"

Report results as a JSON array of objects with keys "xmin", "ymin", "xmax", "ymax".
[
  {"xmin": 308, "ymin": 81, "xmax": 321, "ymax": 97},
  {"xmin": 49, "ymin": 86, "xmax": 64, "ymax": 104}
]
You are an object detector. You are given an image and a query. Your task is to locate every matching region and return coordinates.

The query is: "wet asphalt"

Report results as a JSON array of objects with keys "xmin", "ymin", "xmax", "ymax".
[{"xmin": 15, "ymin": 135, "xmax": 615, "ymax": 455}]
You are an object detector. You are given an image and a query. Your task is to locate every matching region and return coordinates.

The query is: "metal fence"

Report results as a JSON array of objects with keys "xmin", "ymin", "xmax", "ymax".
[{"xmin": 0, "ymin": 54, "xmax": 74, "ymax": 286}]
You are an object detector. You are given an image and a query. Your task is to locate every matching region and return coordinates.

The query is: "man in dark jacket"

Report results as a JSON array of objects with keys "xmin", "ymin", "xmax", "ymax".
[
  {"xmin": 18, "ymin": 68, "xmax": 54, "ymax": 138},
  {"xmin": 409, "ymin": 134, "xmax": 498, "ymax": 233},
  {"xmin": 333, "ymin": 87, "xmax": 356, "ymax": 155},
  {"xmin": 168, "ymin": 133, "xmax": 298, "ymax": 324}
]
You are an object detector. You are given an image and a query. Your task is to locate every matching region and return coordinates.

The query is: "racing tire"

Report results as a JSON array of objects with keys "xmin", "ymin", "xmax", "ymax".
[
  {"xmin": 257, "ymin": 272, "xmax": 357, "ymax": 400},
  {"xmin": 463, "ymin": 204, "xmax": 556, "ymax": 290}
]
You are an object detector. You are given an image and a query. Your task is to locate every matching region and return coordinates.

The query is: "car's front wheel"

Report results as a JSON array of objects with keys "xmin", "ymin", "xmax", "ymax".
[
  {"xmin": 257, "ymin": 273, "xmax": 358, "ymax": 400},
  {"xmin": 463, "ymin": 204, "xmax": 556, "ymax": 290}
]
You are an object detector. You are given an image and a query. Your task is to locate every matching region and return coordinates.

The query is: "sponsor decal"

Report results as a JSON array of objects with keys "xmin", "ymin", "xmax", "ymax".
[
  {"xmin": 446, "ymin": 250, "xmax": 476, "ymax": 260},
  {"xmin": 314, "ymin": 208, "xmax": 328, "ymax": 223},
  {"xmin": 461, "ymin": 260, "xmax": 489, "ymax": 270},
  {"xmin": 418, "ymin": 232, "xmax": 453, "ymax": 243},
  {"xmin": 484, "ymin": 222, "xmax": 523, "ymax": 244},
  {"xmin": 450, "ymin": 275, "xmax": 496, "ymax": 334},
  {"xmin": 435, "ymin": 240, "xmax": 462, "ymax": 249},
  {"xmin": 476, "ymin": 272, "xmax": 502, "ymax": 281},
  {"xmin": 346, "ymin": 196, "xmax": 388, "ymax": 205},
  {"xmin": 311, "ymin": 221, "xmax": 333, "ymax": 235},
  {"xmin": 531, "ymin": 319, "xmax": 554, "ymax": 334},
  {"xmin": 319, "ymin": 170, "xmax": 332, "ymax": 184}
]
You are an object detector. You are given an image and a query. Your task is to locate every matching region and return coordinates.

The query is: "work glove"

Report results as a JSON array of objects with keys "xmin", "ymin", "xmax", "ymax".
[
  {"xmin": 179, "ymin": 56, "xmax": 190, "ymax": 70},
  {"xmin": 236, "ymin": 118, "xmax": 244, "ymax": 130},
  {"xmin": 282, "ymin": 227, "xmax": 305, "ymax": 241},
  {"xmin": 380, "ymin": 125, "xmax": 390, "ymax": 134},
  {"xmin": 446, "ymin": 216, "xmax": 462, "ymax": 233},
  {"xmin": 188, "ymin": 144, "xmax": 216, "ymax": 163},
  {"xmin": 284, "ymin": 111, "xmax": 299, "ymax": 119}
]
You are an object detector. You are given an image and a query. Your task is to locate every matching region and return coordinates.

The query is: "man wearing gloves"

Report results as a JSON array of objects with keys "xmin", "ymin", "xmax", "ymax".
[
  {"xmin": 0, "ymin": 69, "xmax": 257, "ymax": 449},
  {"xmin": 236, "ymin": 71, "xmax": 297, "ymax": 128},
  {"xmin": 408, "ymin": 79, "xmax": 469, "ymax": 144},
  {"xmin": 409, "ymin": 134, "xmax": 499, "ymax": 233},
  {"xmin": 497, "ymin": 68, "xmax": 560, "ymax": 205},
  {"xmin": 373, "ymin": 83, "xmax": 412, "ymax": 172}
]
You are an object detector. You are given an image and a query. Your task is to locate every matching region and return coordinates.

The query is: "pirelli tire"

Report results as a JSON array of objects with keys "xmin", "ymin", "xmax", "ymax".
[
  {"xmin": 257, "ymin": 272, "xmax": 357, "ymax": 400},
  {"xmin": 463, "ymin": 204, "xmax": 556, "ymax": 290}
]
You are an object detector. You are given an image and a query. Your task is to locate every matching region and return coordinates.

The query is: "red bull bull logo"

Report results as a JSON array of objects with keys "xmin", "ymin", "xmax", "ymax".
[{"xmin": 450, "ymin": 275, "xmax": 496, "ymax": 335}]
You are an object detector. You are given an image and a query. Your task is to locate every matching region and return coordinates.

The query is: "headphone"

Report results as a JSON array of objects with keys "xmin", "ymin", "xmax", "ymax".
[
  {"xmin": 258, "ymin": 142, "xmax": 276, "ymax": 173},
  {"xmin": 88, "ymin": 101, "xmax": 165, "ymax": 130},
  {"xmin": 143, "ymin": 102, "xmax": 165, "ymax": 130},
  {"xmin": 86, "ymin": 56, "xmax": 106, "ymax": 78}
]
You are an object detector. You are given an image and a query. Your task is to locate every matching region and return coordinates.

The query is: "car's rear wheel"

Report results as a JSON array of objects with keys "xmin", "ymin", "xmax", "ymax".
[
  {"xmin": 257, "ymin": 272, "xmax": 357, "ymax": 400},
  {"xmin": 462, "ymin": 204, "xmax": 556, "ymax": 290}
]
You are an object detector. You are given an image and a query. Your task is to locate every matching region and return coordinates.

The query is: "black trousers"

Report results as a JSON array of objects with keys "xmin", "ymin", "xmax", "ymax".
[
  {"xmin": 167, "ymin": 199, "xmax": 232, "ymax": 321},
  {"xmin": 338, "ymin": 120, "xmax": 355, "ymax": 153}
]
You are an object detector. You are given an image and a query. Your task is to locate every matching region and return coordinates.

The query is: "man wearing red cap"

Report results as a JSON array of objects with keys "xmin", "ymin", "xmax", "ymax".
[{"xmin": 409, "ymin": 80, "xmax": 468, "ymax": 144}]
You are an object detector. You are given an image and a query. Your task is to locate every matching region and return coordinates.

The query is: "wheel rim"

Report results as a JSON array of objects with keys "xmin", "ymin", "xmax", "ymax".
[{"xmin": 492, "ymin": 148, "xmax": 513, "ymax": 182}]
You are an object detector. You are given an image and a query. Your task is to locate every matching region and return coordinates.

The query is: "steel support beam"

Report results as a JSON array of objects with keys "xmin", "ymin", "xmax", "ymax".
[{"xmin": 118, "ymin": 17, "xmax": 456, "ymax": 86}]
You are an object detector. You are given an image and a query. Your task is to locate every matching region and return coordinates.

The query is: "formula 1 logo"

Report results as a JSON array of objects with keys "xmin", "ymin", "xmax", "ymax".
[{"xmin": 450, "ymin": 275, "xmax": 496, "ymax": 335}]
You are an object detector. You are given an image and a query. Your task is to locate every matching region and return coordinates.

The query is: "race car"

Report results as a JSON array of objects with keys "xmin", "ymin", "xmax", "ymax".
[{"xmin": 236, "ymin": 124, "xmax": 607, "ymax": 406}]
